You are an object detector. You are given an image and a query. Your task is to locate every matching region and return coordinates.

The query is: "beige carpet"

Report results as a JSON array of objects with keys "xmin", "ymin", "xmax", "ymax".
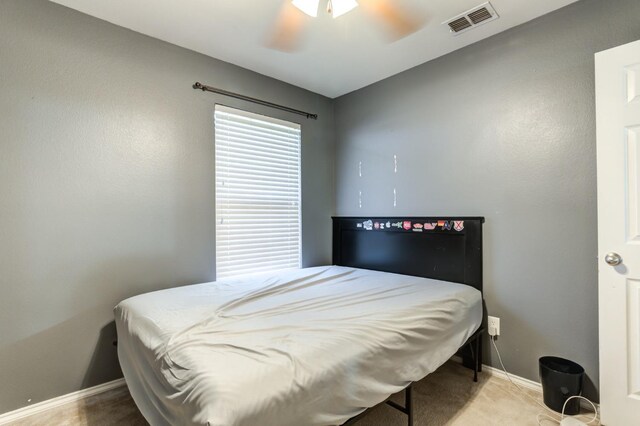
[{"xmin": 8, "ymin": 362, "xmax": 597, "ymax": 426}]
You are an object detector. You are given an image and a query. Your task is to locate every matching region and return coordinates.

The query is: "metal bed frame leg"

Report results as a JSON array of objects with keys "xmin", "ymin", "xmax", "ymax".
[
  {"xmin": 343, "ymin": 384, "xmax": 414, "ymax": 426},
  {"xmin": 466, "ymin": 330, "xmax": 483, "ymax": 383},
  {"xmin": 406, "ymin": 385, "xmax": 414, "ymax": 426},
  {"xmin": 378, "ymin": 384, "xmax": 414, "ymax": 426},
  {"xmin": 474, "ymin": 335, "xmax": 480, "ymax": 382}
]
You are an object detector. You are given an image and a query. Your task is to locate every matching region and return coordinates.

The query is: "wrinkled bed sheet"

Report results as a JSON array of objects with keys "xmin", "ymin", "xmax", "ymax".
[{"xmin": 115, "ymin": 266, "xmax": 482, "ymax": 426}]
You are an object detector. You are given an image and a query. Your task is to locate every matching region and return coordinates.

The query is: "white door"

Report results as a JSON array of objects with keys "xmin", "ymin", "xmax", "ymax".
[{"xmin": 596, "ymin": 39, "xmax": 640, "ymax": 426}]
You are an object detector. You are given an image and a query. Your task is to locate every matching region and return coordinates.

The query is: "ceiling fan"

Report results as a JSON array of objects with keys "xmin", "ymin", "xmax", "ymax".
[
  {"xmin": 293, "ymin": 0, "xmax": 359, "ymax": 18},
  {"xmin": 269, "ymin": 0, "xmax": 424, "ymax": 51}
]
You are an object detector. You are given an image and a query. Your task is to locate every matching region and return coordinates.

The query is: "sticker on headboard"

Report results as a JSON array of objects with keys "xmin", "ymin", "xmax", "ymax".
[{"xmin": 356, "ymin": 219, "xmax": 464, "ymax": 232}]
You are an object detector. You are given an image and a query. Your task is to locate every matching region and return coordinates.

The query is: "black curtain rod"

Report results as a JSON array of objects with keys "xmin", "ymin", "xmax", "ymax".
[{"xmin": 192, "ymin": 82, "xmax": 318, "ymax": 120}]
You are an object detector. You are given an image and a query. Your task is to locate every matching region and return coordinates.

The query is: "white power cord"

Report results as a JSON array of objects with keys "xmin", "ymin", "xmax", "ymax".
[
  {"xmin": 560, "ymin": 397, "xmax": 598, "ymax": 425},
  {"xmin": 537, "ymin": 397, "xmax": 598, "ymax": 426},
  {"xmin": 489, "ymin": 335, "xmax": 599, "ymax": 426}
]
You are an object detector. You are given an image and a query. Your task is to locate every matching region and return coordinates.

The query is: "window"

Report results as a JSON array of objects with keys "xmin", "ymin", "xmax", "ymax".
[{"xmin": 215, "ymin": 105, "xmax": 301, "ymax": 278}]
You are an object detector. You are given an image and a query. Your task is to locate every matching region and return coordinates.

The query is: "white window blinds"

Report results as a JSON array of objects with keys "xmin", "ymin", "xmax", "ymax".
[{"xmin": 215, "ymin": 105, "xmax": 301, "ymax": 279}]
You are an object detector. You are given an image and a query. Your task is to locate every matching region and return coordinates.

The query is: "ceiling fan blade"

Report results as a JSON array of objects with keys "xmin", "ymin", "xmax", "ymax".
[
  {"xmin": 267, "ymin": 1, "xmax": 308, "ymax": 52},
  {"xmin": 359, "ymin": 0, "xmax": 425, "ymax": 40}
]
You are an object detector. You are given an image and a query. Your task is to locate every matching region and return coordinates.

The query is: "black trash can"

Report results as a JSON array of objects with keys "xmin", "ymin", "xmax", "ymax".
[{"xmin": 539, "ymin": 356, "xmax": 584, "ymax": 415}]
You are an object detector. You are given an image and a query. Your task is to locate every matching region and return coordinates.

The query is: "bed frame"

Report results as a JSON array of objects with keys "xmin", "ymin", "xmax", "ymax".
[{"xmin": 332, "ymin": 216, "xmax": 485, "ymax": 426}]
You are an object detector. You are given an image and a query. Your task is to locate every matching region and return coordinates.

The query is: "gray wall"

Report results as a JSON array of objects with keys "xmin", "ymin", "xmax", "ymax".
[
  {"xmin": 3, "ymin": 0, "xmax": 640, "ymax": 415},
  {"xmin": 0, "ymin": 0, "xmax": 334, "ymax": 414},
  {"xmin": 334, "ymin": 0, "xmax": 640, "ymax": 399}
]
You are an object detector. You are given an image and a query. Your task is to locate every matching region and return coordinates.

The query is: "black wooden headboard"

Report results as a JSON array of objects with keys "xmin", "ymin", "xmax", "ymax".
[{"xmin": 332, "ymin": 217, "xmax": 484, "ymax": 292}]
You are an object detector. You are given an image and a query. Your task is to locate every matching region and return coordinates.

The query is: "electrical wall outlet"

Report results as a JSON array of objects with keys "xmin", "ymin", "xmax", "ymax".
[{"xmin": 488, "ymin": 316, "xmax": 500, "ymax": 336}]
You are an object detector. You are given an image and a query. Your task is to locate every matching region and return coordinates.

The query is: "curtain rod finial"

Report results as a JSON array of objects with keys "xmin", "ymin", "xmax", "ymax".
[{"xmin": 193, "ymin": 82, "xmax": 204, "ymax": 90}]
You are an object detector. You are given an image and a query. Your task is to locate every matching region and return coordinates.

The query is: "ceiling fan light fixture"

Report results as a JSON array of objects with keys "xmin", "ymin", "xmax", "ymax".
[
  {"xmin": 292, "ymin": 0, "xmax": 320, "ymax": 17},
  {"xmin": 330, "ymin": 0, "xmax": 358, "ymax": 18}
]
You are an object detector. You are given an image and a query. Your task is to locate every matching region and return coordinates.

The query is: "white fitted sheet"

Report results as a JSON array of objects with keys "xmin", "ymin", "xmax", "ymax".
[{"xmin": 115, "ymin": 266, "xmax": 482, "ymax": 426}]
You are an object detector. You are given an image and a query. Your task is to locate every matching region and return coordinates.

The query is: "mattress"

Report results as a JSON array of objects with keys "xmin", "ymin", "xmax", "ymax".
[{"xmin": 114, "ymin": 265, "xmax": 482, "ymax": 426}]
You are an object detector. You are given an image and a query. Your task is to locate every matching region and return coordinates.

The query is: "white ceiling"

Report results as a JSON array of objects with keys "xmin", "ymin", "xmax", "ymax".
[{"xmin": 50, "ymin": 0, "xmax": 579, "ymax": 98}]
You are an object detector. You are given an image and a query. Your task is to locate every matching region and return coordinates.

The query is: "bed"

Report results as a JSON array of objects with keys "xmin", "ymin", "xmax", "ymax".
[{"xmin": 115, "ymin": 216, "xmax": 484, "ymax": 426}]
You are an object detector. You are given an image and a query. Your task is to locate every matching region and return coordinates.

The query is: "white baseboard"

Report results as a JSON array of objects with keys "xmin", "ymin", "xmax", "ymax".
[
  {"xmin": 0, "ymin": 378, "xmax": 126, "ymax": 425},
  {"xmin": 477, "ymin": 359, "xmax": 543, "ymax": 392}
]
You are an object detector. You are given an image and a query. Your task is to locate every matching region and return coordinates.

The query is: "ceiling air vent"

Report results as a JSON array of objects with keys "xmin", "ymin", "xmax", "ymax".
[
  {"xmin": 448, "ymin": 17, "xmax": 472, "ymax": 33},
  {"xmin": 443, "ymin": 2, "xmax": 499, "ymax": 35}
]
